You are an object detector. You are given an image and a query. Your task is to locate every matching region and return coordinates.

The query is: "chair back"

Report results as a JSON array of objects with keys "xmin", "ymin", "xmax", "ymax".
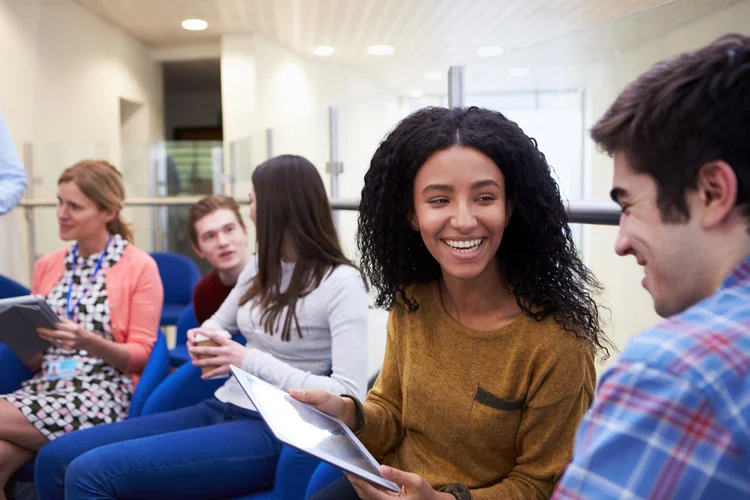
[
  {"xmin": 149, "ymin": 252, "xmax": 201, "ymax": 305},
  {"xmin": 0, "ymin": 274, "xmax": 30, "ymax": 300},
  {"xmin": 176, "ymin": 303, "xmax": 198, "ymax": 347},
  {"xmin": 128, "ymin": 329, "xmax": 169, "ymax": 417}
]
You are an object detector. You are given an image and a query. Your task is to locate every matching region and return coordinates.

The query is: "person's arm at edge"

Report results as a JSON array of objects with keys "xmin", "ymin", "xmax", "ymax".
[
  {"xmin": 553, "ymin": 360, "xmax": 726, "ymax": 500},
  {"xmin": 0, "ymin": 112, "xmax": 27, "ymax": 215}
]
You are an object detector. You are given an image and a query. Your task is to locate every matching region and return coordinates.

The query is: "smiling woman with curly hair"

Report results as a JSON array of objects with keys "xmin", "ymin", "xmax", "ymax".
[{"xmin": 294, "ymin": 106, "xmax": 612, "ymax": 500}]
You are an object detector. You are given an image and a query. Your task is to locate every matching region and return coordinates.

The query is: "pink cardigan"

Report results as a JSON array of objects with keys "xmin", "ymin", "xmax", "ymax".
[{"xmin": 32, "ymin": 244, "xmax": 164, "ymax": 383}]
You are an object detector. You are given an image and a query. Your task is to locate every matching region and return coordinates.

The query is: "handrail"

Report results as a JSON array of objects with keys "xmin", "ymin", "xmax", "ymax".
[
  {"xmin": 16, "ymin": 197, "xmax": 619, "ymax": 280},
  {"xmin": 17, "ymin": 197, "xmax": 619, "ymax": 224}
]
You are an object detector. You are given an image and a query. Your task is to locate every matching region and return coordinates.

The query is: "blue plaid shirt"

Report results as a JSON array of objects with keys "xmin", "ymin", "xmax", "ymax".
[
  {"xmin": 555, "ymin": 255, "xmax": 750, "ymax": 499},
  {"xmin": 0, "ymin": 112, "xmax": 26, "ymax": 214}
]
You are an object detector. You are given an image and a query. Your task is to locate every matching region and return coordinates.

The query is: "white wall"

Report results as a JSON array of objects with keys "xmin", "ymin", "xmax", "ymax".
[
  {"xmin": 221, "ymin": 34, "xmax": 393, "ymax": 192},
  {"xmin": 0, "ymin": 0, "xmax": 163, "ymax": 285},
  {"xmin": 221, "ymin": 34, "xmax": 404, "ymax": 376},
  {"xmin": 582, "ymin": 0, "xmax": 750, "ymax": 370},
  {"xmin": 0, "ymin": 0, "xmax": 42, "ymax": 288}
]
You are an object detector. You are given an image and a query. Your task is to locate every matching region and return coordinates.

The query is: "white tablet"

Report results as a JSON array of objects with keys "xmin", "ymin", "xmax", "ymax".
[
  {"xmin": 230, "ymin": 365, "xmax": 400, "ymax": 493},
  {"xmin": 0, "ymin": 295, "xmax": 57, "ymax": 358}
]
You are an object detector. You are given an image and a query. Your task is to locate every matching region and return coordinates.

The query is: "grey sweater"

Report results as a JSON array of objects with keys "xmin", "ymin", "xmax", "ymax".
[{"xmin": 204, "ymin": 258, "xmax": 369, "ymax": 410}]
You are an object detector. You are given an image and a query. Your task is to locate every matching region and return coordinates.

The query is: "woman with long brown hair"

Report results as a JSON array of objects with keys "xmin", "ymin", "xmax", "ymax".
[
  {"xmin": 35, "ymin": 155, "xmax": 369, "ymax": 500},
  {"xmin": 0, "ymin": 160, "xmax": 163, "ymax": 497}
]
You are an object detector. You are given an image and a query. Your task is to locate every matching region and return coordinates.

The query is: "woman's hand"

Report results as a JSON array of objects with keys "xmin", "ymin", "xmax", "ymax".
[
  {"xmin": 37, "ymin": 318, "xmax": 95, "ymax": 351},
  {"xmin": 186, "ymin": 327, "xmax": 205, "ymax": 361},
  {"xmin": 289, "ymin": 389, "xmax": 357, "ymax": 430},
  {"xmin": 346, "ymin": 467, "xmax": 454, "ymax": 500},
  {"xmin": 186, "ymin": 327, "xmax": 226, "ymax": 360},
  {"xmin": 188, "ymin": 329, "xmax": 248, "ymax": 379}
]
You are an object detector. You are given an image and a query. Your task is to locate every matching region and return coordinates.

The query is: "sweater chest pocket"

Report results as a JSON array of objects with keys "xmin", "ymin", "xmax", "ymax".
[{"xmin": 467, "ymin": 386, "xmax": 525, "ymax": 450}]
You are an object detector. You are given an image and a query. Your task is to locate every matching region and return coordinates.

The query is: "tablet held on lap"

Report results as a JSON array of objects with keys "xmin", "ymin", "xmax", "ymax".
[
  {"xmin": 230, "ymin": 365, "xmax": 400, "ymax": 493},
  {"xmin": 0, "ymin": 295, "xmax": 57, "ymax": 358}
]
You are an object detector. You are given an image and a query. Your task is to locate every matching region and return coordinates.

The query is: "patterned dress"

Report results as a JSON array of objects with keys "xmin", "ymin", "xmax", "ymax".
[{"xmin": 1, "ymin": 235, "xmax": 133, "ymax": 440}]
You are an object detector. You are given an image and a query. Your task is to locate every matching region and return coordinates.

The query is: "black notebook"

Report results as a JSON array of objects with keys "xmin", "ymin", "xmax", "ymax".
[{"xmin": 0, "ymin": 295, "xmax": 58, "ymax": 358}]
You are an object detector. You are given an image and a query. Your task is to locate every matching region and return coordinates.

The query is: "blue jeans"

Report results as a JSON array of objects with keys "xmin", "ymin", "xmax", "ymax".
[
  {"xmin": 35, "ymin": 398, "xmax": 282, "ymax": 500},
  {"xmin": 304, "ymin": 463, "xmax": 348, "ymax": 499}
]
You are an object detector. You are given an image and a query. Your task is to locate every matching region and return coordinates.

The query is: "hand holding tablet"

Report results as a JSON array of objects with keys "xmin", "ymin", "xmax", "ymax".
[
  {"xmin": 229, "ymin": 366, "xmax": 400, "ymax": 493},
  {"xmin": 287, "ymin": 387, "xmax": 359, "ymax": 430}
]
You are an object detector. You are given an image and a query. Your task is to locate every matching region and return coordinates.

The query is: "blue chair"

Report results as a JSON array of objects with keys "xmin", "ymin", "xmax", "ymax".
[
  {"xmin": 0, "ymin": 275, "xmax": 30, "ymax": 299},
  {"xmin": 128, "ymin": 330, "xmax": 170, "ymax": 418},
  {"xmin": 4, "ymin": 330, "xmax": 169, "ymax": 484},
  {"xmin": 150, "ymin": 252, "xmax": 201, "ymax": 326},
  {"xmin": 169, "ymin": 303, "xmax": 198, "ymax": 368}
]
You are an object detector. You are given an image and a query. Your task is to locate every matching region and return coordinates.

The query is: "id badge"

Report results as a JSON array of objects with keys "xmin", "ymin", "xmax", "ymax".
[{"xmin": 46, "ymin": 358, "xmax": 78, "ymax": 381}]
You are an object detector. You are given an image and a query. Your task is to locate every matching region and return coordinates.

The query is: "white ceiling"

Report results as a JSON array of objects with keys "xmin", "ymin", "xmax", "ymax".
[
  {"xmin": 462, "ymin": 0, "xmax": 743, "ymax": 94},
  {"xmin": 72, "ymin": 0, "xmax": 719, "ymax": 89}
]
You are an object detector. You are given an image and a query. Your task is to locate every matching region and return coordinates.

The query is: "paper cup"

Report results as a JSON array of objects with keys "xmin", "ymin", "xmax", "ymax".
[{"xmin": 194, "ymin": 330, "xmax": 232, "ymax": 376}]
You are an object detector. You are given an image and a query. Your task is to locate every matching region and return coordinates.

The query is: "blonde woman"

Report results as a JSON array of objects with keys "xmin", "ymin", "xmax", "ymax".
[{"xmin": 0, "ymin": 160, "xmax": 163, "ymax": 496}]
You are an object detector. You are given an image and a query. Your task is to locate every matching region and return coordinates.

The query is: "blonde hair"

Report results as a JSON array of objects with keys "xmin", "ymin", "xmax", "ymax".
[{"xmin": 58, "ymin": 160, "xmax": 133, "ymax": 242}]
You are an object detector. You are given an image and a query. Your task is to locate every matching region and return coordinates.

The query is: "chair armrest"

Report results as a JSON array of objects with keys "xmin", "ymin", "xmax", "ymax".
[{"xmin": 129, "ymin": 331, "xmax": 169, "ymax": 417}]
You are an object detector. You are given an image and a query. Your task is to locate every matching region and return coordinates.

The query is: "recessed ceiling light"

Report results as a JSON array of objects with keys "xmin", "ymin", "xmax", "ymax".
[
  {"xmin": 509, "ymin": 68, "xmax": 529, "ymax": 77},
  {"xmin": 408, "ymin": 89, "xmax": 424, "ymax": 98},
  {"xmin": 477, "ymin": 46, "xmax": 504, "ymax": 57},
  {"xmin": 367, "ymin": 45, "xmax": 395, "ymax": 56},
  {"xmin": 424, "ymin": 72, "xmax": 443, "ymax": 80},
  {"xmin": 181, "ymin": 19, "xmax": 208, "ymax": 31},
  {"xmin": 314, "ymin": 46, "xmax": 335, "ymax": 56}
]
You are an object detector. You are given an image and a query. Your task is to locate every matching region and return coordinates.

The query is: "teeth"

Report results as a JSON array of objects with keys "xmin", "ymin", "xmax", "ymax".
[{"xmin": 445, "ymin": 239, "xmax": 483, "ymax": 250}]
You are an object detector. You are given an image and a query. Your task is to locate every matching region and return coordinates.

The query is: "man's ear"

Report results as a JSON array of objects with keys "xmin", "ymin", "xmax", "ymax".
[
  {"xmin": 696, "ymin": 160, "xmax": 739, "ymax": 229},
  {"xmin": 192, "ymin": 243, "xmax": 205, "ymax": 260}
]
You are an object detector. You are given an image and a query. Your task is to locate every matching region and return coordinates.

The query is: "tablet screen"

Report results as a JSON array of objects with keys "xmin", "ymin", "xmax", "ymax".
[
  {"xmin": 242, "ymin": 370, "xmax": 380, "ymax": 475},
  {"xmin": 231, "ymin": 366, "xmax": 399, "ymax": 492}
]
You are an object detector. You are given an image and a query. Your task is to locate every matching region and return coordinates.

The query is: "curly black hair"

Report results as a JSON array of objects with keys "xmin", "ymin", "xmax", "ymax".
[{"xmin": 357, "ymin": 106, "xmax": 611, "ymax": 359}]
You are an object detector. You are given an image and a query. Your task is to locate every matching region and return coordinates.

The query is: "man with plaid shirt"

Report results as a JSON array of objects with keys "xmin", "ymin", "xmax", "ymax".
[{"xmin": 554, "ymin": 34, "xmax": 750, "ymax": 499}]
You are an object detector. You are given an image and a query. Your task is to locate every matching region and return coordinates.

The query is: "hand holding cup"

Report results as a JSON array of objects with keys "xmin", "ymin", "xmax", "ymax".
[{"xmin": 187, "ymin": 329, "xmax": 244, "ymax": 379}]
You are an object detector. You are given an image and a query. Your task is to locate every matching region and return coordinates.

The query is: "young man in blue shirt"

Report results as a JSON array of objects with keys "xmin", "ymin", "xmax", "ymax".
[{"xmin": 555, "ymin": 34, "xmax": 750, "ymax": 499}]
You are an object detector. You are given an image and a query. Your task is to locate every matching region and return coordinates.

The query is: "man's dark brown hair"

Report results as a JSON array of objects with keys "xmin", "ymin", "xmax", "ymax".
[{"xmin": 591, "ymin": 33, "xmax": 750, "ymax": 223}]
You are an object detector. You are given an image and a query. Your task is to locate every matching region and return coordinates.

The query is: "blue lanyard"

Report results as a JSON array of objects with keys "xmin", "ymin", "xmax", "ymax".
[{"xmin": 65, "ymin": 237, "xmax": 111, "ymax": 320}]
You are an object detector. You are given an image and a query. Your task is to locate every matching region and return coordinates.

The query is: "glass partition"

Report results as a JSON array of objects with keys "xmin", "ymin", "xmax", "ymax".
[
  {"xmin": 460, "ymin": 0, "xmax": 749, "ymax": 368},
  {"xmin": 335, "ymin": 79, "xmax": 449, "ymax": 260}
]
